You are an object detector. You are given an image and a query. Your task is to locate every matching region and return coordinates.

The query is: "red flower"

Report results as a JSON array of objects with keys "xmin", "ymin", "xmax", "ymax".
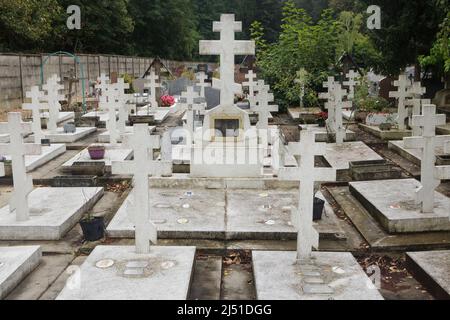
[
  {"xmin": 316, "ymin": 112, "xmax": 328, "ymax": 120},
  {"xmin": 160, "ymin": 95, "xmax": 175, "ymax": 107}
]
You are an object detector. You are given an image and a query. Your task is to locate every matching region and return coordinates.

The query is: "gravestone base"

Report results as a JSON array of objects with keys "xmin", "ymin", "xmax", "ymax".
[
  {"xmin": 56, "ymin": 245, "xmax": 195, "ymax": 300},
  {"xmin": 299, "ymin": 124, "xmax": 356, "ymax": 142},
  {"xmin": 406, "ymin": 250, "xmax": 450, "ymax": 299},
  {"xmin": 0, "ymin": 187, "xmax": 104, "ymax": 240},
  {"xmin": 288, "ymin": 107, "xmax": 321, "ymax": 123},
  {"xmin": 45, "ymin": 127, "xmax": 97, "ymax": 143},
  {"xmin": 389, "ymin": 140, "xmax": 447, "ymax": 166},
  {"xmin": 82, "ymin": 111, "xmax": 117, "ymax": 125},
  {"xmin": 324, "ymin": 141, "xmax": 384, "ymax": 172},
  {"xmin": 98, "ymin": 126, "xmax": 156, "ymax": 143},
  {"xmin": 358, "ymin": 124, "xmax": 412, "ymax": 141},
  {"xmin": 252, "ymin": 251, "xmax": 383, "ymax": 300},
  {"xmin": 349, "ymin": 179, "xmax": 450, "ymax": 233},
  {"xmin": 0, "ymin": 246, "xmax": 42, "ymax": 299},
  {"xmin": 62, "ymin": 144, "xmax": 133, "ymax": 174},
  {"xmin": 4, "ymin": 143, "xmax": 66, "ymax": 174},
  {"xmin": 40, "ymin": 111, "xmax": 75, "ymax": 128}
]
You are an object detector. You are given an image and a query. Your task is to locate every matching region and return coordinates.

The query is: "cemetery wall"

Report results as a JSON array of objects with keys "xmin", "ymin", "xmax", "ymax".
[{"xmin": 0, "ymin": 53, "xmax": 216, "ymax": 110}]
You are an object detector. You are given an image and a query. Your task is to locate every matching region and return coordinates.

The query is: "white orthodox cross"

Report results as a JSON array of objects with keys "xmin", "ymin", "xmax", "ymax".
[
  {"xmin": 182, "ymin": 86, "xmax": 202, "ymax": 135},
  {"xmin": 331, "ymin": 84, "xmax": 347, "ymax": 144},
  {"xmin": 103, "ymin": 84, "xmax": 120, "ymax": 145},
  {"xmin": 0, "ymin": 113, "xmax": 42, "ymax": 222},
  {"xmin": 278, "ymin": 130, "xmax": 336, "ymax": 260},
  {"xmin": 196, "ymin": 72, "xmax": 210, "ymax": 98},
  {"xmin": 243, "ymin": 70, "xmax": 258, "ymax": 97},
  {"xmin": 199, "ymin": 14, "xmax": 255, "ymax": 108},
  {"xmin": 96, "ymin": 73, "xmax": 110, "ymax": 103},
  {"xmin": 144, "ymin": 68, "xmax": 161, "ymax": 110},
  {"xmin": 112, "ymin": 125, "xmax": 172, "ymax": 254},
  {"xmin": 42, "ymin": 74, "xmax": 65, "ymax": 134},
  {"xmin": 22, "ymin": 86, "xmax": 45, "ymax": 143},
  {"xmin": 403, "ymin": 105, "xmax": 449, "ymax": 213},
  {"xmin": 114, "ymin": 78, "xmax": 131, "ymax": 135},
  {"xmin": 319, "ymin": 77, "xmax": 336, "ymax": 101},
  {"xmin": 343, "ymin": 70, "xmax": 360, "ymax": 100},
  {"xmin": 408, "ymin": 99, "xmax": 430, "ymax": 136},
  {"xmin": 253, "ymin": 82, "xmax": 278, "ymax": 149},
  {"xmin": 389, "ymin": 75, "xmax": 413, "ymax": 131}
]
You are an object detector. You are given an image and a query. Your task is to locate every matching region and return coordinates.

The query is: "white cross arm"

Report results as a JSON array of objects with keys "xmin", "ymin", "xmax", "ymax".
[
  {"xmin": 199, "ymin": 41, "xmax": 222, "ymax": 55},
  {"xmin": 0, "ymin": 143, "xmax": 42, "ymax": 155},
  {"xmin": 0, "ymin": 122, "xmax": 32, "ymax": 134},
  {"xmin": 411, "ymin": 114, "xmax": 446, "ymax": 128}
]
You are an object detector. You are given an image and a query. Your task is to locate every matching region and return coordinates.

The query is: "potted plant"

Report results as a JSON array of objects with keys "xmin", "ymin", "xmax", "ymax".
[
  {"xmin": 88, "ymin": 145, "xmax": 106, "ymax": 160},
  {"xmin": 316, "ymin": 112, "xmax": 328, "ymax": 127},
  {"xmin": 313, "ymin": 197, "xmax": 325, "ymax": 220},
  {"xmin": 79, "ymin": 213, "xmax": 105, "ymax": 242},
  {"xmin": 160, "ymin": 95, "xmax": 175, "ymax": 107}
]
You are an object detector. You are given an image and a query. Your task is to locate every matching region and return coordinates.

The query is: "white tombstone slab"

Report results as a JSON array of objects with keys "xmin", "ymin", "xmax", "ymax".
[
  {"xmin": 0, "ymin": 246, "xmax": 42, "ymax": 299},
  {"xmin": 389, "ymin": 75, "xmax": 413, "ymax": 131},
  {"xmin": 42, "ymin": 74, "xmax": 65, "ymax": 134},
  {"xmin": 112, "ymin": 125, "xmax": 172, "ymax": 254},
  {"xmin": 278, "ymin": 130, "xmax": 336, "ymax": 260},
  {"xmin": 0, "ymin": 113, "xmax": 41, "ymax": 222},
  {"xmin": 403, "ymin": 104, "xmax": 448, "ymax": 213},
  {"xmin": 199, "ymin": 14, "xmax": 255, "ymax": 109}
]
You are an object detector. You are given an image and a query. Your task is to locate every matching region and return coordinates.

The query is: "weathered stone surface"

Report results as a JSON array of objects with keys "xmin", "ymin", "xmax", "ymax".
[
  {"xmin": 56, "ymin": 246, "xmax": 195, "ymax": 300},
  {"xmin": 253, "ymin": 251, "xmax": 384, "ymax": 300}
]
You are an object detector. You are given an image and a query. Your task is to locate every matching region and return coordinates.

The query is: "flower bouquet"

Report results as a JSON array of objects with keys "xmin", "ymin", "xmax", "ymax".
[{"xmin": 161, "ymin": 95, "xmax": 175, "ymax": 107}]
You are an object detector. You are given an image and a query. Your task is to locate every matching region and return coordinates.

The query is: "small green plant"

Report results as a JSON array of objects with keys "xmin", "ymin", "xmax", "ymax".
[{"xmin": 121, "ymin": 73, "xmax": 135, "ymax": 94}]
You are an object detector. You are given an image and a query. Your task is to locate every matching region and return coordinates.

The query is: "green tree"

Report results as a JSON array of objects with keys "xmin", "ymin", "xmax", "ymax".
[
  {"xmin": 0, "ymin": 0, "xmax": 62, "ymax": 51},
  {"xmin": 54, "ymin": 0, "xmax": 135, "ymax": 54},
  {"xmin": 360, "ymin": 0, "xmax": 446, "ymax": 78},
  {"xmin": 129, "ymin": 0, "xmax": 199, "ymax": 59}
]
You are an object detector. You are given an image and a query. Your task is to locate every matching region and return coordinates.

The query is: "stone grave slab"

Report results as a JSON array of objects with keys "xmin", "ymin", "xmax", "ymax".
[
  {"xmin": 324, "ymin": 141, "xmax": 383, "ymax": 171},
  {"xmin": 134, "ymin": 108, "xmax": 170, "ymax": 123},
  {"xmin": 107, "ymin": 188, "xmax": 226, "ymax": 239},
  {"xmin": 389, "ymin": 140, "xmax": 447, "ymax": 166},
  {"xmin": 62, "ymin": 145, "xmax": 133, "ymax": 173},
  {"xmin": 299, "ymin": 124, "xmax": 356, "ymax": 142},
  {"xmin": 288, "ymin": 107, "xmax": 321, "ymax": 122},
  {"xmin": 3, "ymin": 143, "xmax": 66, "ymax": 173},
  {"xmin": 40, "ymin": 111, "xmax": 74, "ymax": 126},
  {"xmin": 406, "ymin": 250, "xmax": 450, "ymax": 299},
  {"xmin": 349, "ymin": 179, "xmax": 450, "ymax": 233},
  {"xmin": 56, "ymin": 245, "xmax": 195, "ymax": 300},
  {"xmin": 226, "ymin": 189, "xmax": 345, "ymax": 240},
  {"xmin": 45, "ymin": 127, "xmax": 97, "ymax": 143},
  {"xmin": 98, "ymin": 126, "xmax": 156, "ymax": 143},
  {"xmin": 253, "ymin": 251, "xmax": 383, "ymax": 300},
  {"xmin": 358, "ymin": 124, "xmax": 412, "ymax": 141},
  {"xmin": 0, "ymin": 187, "xmax": 104, "ymax": 240},
  {"xmin": 172, "ymin": 145, "xmax": 191, "ymax": 165},
  {"xmin": 82, "ymin": 111, "xmax": 118, "ymax": 123},
  {"xmin": 0, "ymin": 246, "xmax": 42, "ymax": 299}
]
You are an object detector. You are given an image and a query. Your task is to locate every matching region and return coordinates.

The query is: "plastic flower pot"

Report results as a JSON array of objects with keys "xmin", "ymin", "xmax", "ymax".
[
  {"xmin": 88, "ymin": 145, "xmax": 106, "ymax": 160},
  {"xmin": 80, "ymin": 217, "xmax": 105, "ymax": 242},
  {"xmin": 313, "ymin": 197, "xmax": 325, "ymax": 221}
]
